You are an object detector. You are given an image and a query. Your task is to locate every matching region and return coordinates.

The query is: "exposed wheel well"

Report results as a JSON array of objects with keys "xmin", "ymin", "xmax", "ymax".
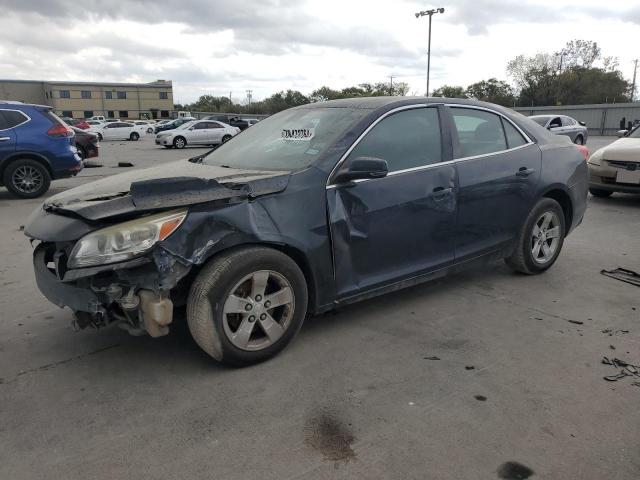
[
  {"xmin": 543, "ymin": 189, "xmax": 573, "ymax": 235},
  {"xmin": 178, "ymin": 242, "xmax": 317, "ymax": 313},
  {"xmin": 0, "ymin": 154, "xmax": 52, "ymax": 183}
]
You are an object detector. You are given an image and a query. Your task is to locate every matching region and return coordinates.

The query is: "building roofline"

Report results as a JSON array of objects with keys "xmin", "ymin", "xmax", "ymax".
[{"xmin": 0, "ymin": 79, "xmax": 172, "ymax": 88}]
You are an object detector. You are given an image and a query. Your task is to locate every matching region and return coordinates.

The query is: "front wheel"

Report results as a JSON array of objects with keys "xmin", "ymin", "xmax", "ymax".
[
  {"xmin": 2, "ymin": 159, "xmax": 51, "ymax": 198},
  {"xmin": 505, "ymin": 198, "xmax": 565, "ymax": 274},
  {"xmin": 574, "ymin": 135, "xmax": 584, "ymax": 145},
  {"xmin": 589, "ymin": 188, "xmax": 613, "ymax": 198},
  {"xmin": 129, "ymin": 132, "xmax": 140, "ymax": 141},
  {"xmin": 187, "ymin": 247, "xmax": 308, "ymax": 366},
  {"xmin": 222, "ymin": 134, "xmax": 232, "ymax": 143},
  {"xmin": 173, "ymin": 136, "xmax": 186, "ymax": 149}
]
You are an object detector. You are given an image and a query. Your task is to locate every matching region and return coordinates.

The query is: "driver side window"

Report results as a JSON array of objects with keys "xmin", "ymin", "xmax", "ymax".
[{"xmin": 347, "ymin": 107, "xmax": 442, "ymax": 173}]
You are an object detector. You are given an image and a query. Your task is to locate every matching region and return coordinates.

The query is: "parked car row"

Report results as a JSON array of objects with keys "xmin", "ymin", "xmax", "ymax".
[{"xmin": 529, "ymin": 115, "xmax": 588, "ymax": 145}]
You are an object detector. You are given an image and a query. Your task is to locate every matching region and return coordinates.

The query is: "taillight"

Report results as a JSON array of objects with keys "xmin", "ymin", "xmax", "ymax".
[
  {"xmin": 47, "ymin": 124, "xmax": 73, "ymax": 137},
  {"xmin": 576, "ymin": 145, "xmax": 589, "ymax": 161}
]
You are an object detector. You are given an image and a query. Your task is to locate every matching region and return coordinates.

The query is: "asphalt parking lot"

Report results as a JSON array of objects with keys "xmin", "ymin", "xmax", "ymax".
[{"xmin": 1, "ymin": 135, "xmax": 639, "ymax": 479}]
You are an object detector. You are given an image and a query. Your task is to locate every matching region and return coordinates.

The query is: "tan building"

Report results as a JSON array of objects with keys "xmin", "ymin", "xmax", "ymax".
[{"xmin": 0, "ymin": 79, "xmax": 174, "ymax": 120}]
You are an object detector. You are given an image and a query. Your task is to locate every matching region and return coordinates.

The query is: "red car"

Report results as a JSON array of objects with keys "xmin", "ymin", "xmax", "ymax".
[{"xmin": 62, "ymin": 117, "xmax": 91, "ymax": 130}]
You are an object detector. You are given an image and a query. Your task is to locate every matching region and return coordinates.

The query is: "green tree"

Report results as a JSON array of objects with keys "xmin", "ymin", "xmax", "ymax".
[
  {"xmin": 431, "ymin": 85, "xmax": 466, "ymax": 98},
  {"xmin": 465, "ymin": 78, "xmax": 516, "ymax": 106}
]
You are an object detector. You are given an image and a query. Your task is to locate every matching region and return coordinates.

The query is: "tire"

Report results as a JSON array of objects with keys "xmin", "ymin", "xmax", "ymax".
[
  {"xmin": 187, "ymin": 247, "xmax": 308, "ymax": 366},
  {"xmin": 130, "ymin": 132, "xmax": 140, "ymax": 141},
  {"xmin": 97, "ymin": 133, "xmax": 103, "ymax": 141},
  {"xmin": 173, "ymin": 136, "xmax": 187, "ymax": 149},
  {"xmin": 76, "ymin": 146, "xmax": 86, "ymax": 160},
  {"xmin": 505, "ymin": 198, "xmax": 566, "ymax": 275},
  {"xmin": 2, "ymin": 158, "xmax": 51, "ymax": 199},
  {"xmin": 574, "ymin": 135, "xmax": 584, "ymax": 145},
  {"xmin": 222, "ymin": 134, "xmax": 232, "ymax": 143},
  {"xmin": 589, "ymin": 188, "xmax": 613, "ymax": 198},
  {"xmin": 147, "ymin": 127, "xmax": 153, "ymax": 133}
]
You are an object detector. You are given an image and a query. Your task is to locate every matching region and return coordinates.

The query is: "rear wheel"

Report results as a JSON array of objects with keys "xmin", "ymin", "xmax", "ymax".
[
  {"xmin": 97, "ymin": 133, "xmax": 103, "ymax": 141},
  {"xmin": 187, "ymin": 247, "xmax": 308, "ymax": 366},
  {"xmin": 129, "ymin": 132, "xmax": 140, "ymax": 141},
  {"xmin": 3, "ymin": 159, "xmax": 51, "ymax": 198},
  {"xmin": 222, "ymin": 134, "xmax": 232, "ymax": 143},
  {"xmin": 76, "ymin": 146, "xmax": 86, "ymax": 160},
  {"xmin": 506, "ymin": 198, "xmax": 565, "ymax": 274},
  {"xmin": 173, "ymin": 136, "xmax": 186, "ymax": 149},
  {"xmin": 589, "ymin": 188, "xmax": 613, "ymax": 198},
  {"xmin": 574, "ymin": 135, "xmax": 584, "ymax": 145}
]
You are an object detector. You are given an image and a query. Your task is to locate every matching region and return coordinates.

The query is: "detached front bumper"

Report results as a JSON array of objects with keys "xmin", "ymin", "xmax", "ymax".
[{"xmin": 33, "ymin": 243, "xmax": 191, "ymax": 336}]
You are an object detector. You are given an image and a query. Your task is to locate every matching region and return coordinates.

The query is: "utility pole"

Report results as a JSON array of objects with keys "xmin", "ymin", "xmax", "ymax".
[
  {"xmin": 389, "ymin": 75, "xmax": 395, "ymax": 96},
  {"xmin": 246, "ymin": 89, "xmax": 253, "ymax": 107},
  {"xmin": 415, "ymin": 7, "xmax": 445, "ymax": 97},
  {"xmin": 229, "ymin": 91, "xmax": 232, "ymax": 110},
  {"xmin": 631, "ymin": 59, "xmax": 638, "ymax": 102}
]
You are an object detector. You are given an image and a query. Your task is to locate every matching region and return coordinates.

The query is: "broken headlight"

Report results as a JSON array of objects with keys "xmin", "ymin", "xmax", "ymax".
[{"xmin": 68, "ymin": 210, "xmax": 187, "ymax": 268}]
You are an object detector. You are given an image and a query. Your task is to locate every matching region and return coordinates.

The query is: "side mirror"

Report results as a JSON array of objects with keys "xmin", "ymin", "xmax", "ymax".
[
  {"xmin": 333, "ymin": 157, "xmax": 389, "ymax": 184},
  {"xmin": 617, "ymin": 129, "xmax": 628, "ymax": 138}
]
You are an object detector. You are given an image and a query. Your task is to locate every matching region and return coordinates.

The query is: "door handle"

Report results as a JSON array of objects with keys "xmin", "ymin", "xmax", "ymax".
[
  {"xmin": 430, "ymin": 186, "xmax": 453, "ymax": 199},
  {"xmin": 0, "ymin": 137, "xmax": 10, "ymax": 141},
  {"xmin": 516, "ymin": 167, "xmax": 535, "ymax": 177}
]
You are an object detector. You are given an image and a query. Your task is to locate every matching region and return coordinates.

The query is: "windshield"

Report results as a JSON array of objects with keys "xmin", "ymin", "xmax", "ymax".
[
  {"xmin": 530, "ymin": 116, "xmax": 550, "ymax": 126},
  {"xmin": 627, "ymin": 125, "xmax": 640, "ymax": 138},
  {"xmin": 202, "ymin": 107, "xmax": 368, "ymax": 171},
  {"xmin": 177, "ymin": 121, "xmax": 197, "ymax": 130}
]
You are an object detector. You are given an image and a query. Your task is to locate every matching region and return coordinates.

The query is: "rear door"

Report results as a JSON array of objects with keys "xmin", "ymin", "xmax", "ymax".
[
  {"xmin": 447, "ymin": 105, "xmax": 541, "ymax": 260},
  {"xmin": 327, "ymin": 105, "xmax": 457, "ymax": 297}
]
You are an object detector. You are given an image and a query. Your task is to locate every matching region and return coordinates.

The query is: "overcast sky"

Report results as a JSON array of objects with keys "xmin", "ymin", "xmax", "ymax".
[{"xmin": 0, "ymin": 0, "xmax": 638, "ymax": 104}]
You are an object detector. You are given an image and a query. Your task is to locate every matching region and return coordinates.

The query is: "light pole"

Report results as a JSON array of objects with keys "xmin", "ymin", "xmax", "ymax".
[{"xmin": 415, "ymin": 7, "xmax": 445, "ymax": 97}]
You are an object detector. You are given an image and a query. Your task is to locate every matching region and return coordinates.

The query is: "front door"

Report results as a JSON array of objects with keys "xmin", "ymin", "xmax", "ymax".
[
  {"xmin": 447, "ymin": 106, "xmax": 541, "ymax": 261},
  {"xmin": 327, "ymin": 105, "xmax": 457, "ymax": 298}
]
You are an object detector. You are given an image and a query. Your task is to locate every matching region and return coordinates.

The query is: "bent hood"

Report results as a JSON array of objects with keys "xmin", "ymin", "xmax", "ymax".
[
  {"xmin": 602, "ymin": 138, "xmax": 640, "ymax": 162},
  {"xmin": 40, "ymin": 159, "xmax": 291, "ymax": 221}
]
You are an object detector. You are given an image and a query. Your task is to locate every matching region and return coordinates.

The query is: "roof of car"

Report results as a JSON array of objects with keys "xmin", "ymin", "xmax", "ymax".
[{"xmin": 296, "ymin": 96, "xmax": 517, "ymax": 111}]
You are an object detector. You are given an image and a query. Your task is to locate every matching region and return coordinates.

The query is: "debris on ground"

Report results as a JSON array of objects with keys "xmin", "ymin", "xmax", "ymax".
[
  {"xmin": 423, "ymin": 356, "xmax": 440, "ymax": 360},
  {"xmin": 601, "ymin": 267, "xmax": 640, "ymax": 287},
  {"xmin": 465, "ymin": 366, "xmax": 475, "ymax": 370},
  {"xmin": 117, "ymin": 162, "xmax": 135, "ymax": 168},
  {"xmin": 601, "ymin": 328, "xmax": 630, "ymax": 336},
  {"xmin": 602, "ymin": 356, "xmax": 640, "ymax": 383},
  {"xmin": 568, "ymin": 319, "xmax": 584, "ymax": 325},
  {"xmin": 83, "ymin": 161, "xmax": 103, "ymax": 168},
  {"xmin": 18, "ymin": 225, "xmax": 24, "ymax": 231}
]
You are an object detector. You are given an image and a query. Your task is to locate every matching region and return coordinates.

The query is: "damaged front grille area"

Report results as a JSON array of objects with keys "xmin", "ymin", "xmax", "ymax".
[{"xmin": 34, "ymin": 242, "xmax": 193, "ymax": 338}]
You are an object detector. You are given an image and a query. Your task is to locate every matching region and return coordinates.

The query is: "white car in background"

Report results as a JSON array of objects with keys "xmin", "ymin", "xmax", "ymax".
[
  {"xmin": 133, "ymin": 120, "xmax": 155, "ymax": 134},
  {"xmin": 86, "ymin": 120, "xmax": 105, "ymax": 136},
  {"xmin": 155, "ymin": 120, "xmax": 240, "ymax": 149},
  {"xmin": 98, "ymin": 121, "xmax": 145, "ymax": 141}
]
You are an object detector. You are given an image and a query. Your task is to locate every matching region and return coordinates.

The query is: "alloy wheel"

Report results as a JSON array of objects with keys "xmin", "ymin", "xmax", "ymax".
[
  {"xmin": 12, "ymin": 165, "xmax": 43, "ymax": 194},
  {"xmin": 531, "ymin": 211, "xmax": 561, "ymax": 264},
  {"xmin": 222, "ymin": 270, "xmax": 295, "ymax": 351}
]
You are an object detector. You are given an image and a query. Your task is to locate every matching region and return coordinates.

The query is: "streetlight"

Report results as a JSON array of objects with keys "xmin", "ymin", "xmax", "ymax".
[{"xmin": 415, "ymin": 7, "xmax": 445, "ymax": 97}]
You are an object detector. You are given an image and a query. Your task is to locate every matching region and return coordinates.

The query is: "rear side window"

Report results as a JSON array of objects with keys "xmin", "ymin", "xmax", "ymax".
[
  {"xmin": 451, "ymin": 108, "xmax": 507, "ymax": 158},
  {"xmin": 348, "ymin": 107, "xmax": 442, "ymax": 173},
  {"xmin": 562, "ymin": 117, "xmax": 575, "ymax": 126},
  {"xmin": 502, "ymin": 119, "xmax": 527, "ymax": 149},
  {"xmin": 0, "ymin": 110, "xmax": 29, "ymax": 130}
]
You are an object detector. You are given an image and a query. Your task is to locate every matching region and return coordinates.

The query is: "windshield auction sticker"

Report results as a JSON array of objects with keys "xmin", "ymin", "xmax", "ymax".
[{"xmin": 281, "ymin": 128, "xmax": 315, "ymax": 141}]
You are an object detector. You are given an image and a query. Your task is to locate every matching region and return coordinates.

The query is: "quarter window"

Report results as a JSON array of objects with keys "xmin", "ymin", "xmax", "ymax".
[
  {"xmin": 0, "ymin": 110, "xmax": 28, "ymax": 129},
  {"xmin": 451, "ymin": 108, "xmax": 507, "ymax": 158},
  {"xmin": 347, "ymin": 107, "xmax": 442, "ymax": 173},
  {"xmin": 502, "ymin": 119, "xmax": 527, "ymax": 149}
]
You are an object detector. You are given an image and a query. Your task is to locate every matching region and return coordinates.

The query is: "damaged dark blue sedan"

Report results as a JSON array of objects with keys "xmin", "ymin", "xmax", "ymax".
[{"xmin": 25, "ymin": 97, "xmax": 588, "ymax": 365}]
